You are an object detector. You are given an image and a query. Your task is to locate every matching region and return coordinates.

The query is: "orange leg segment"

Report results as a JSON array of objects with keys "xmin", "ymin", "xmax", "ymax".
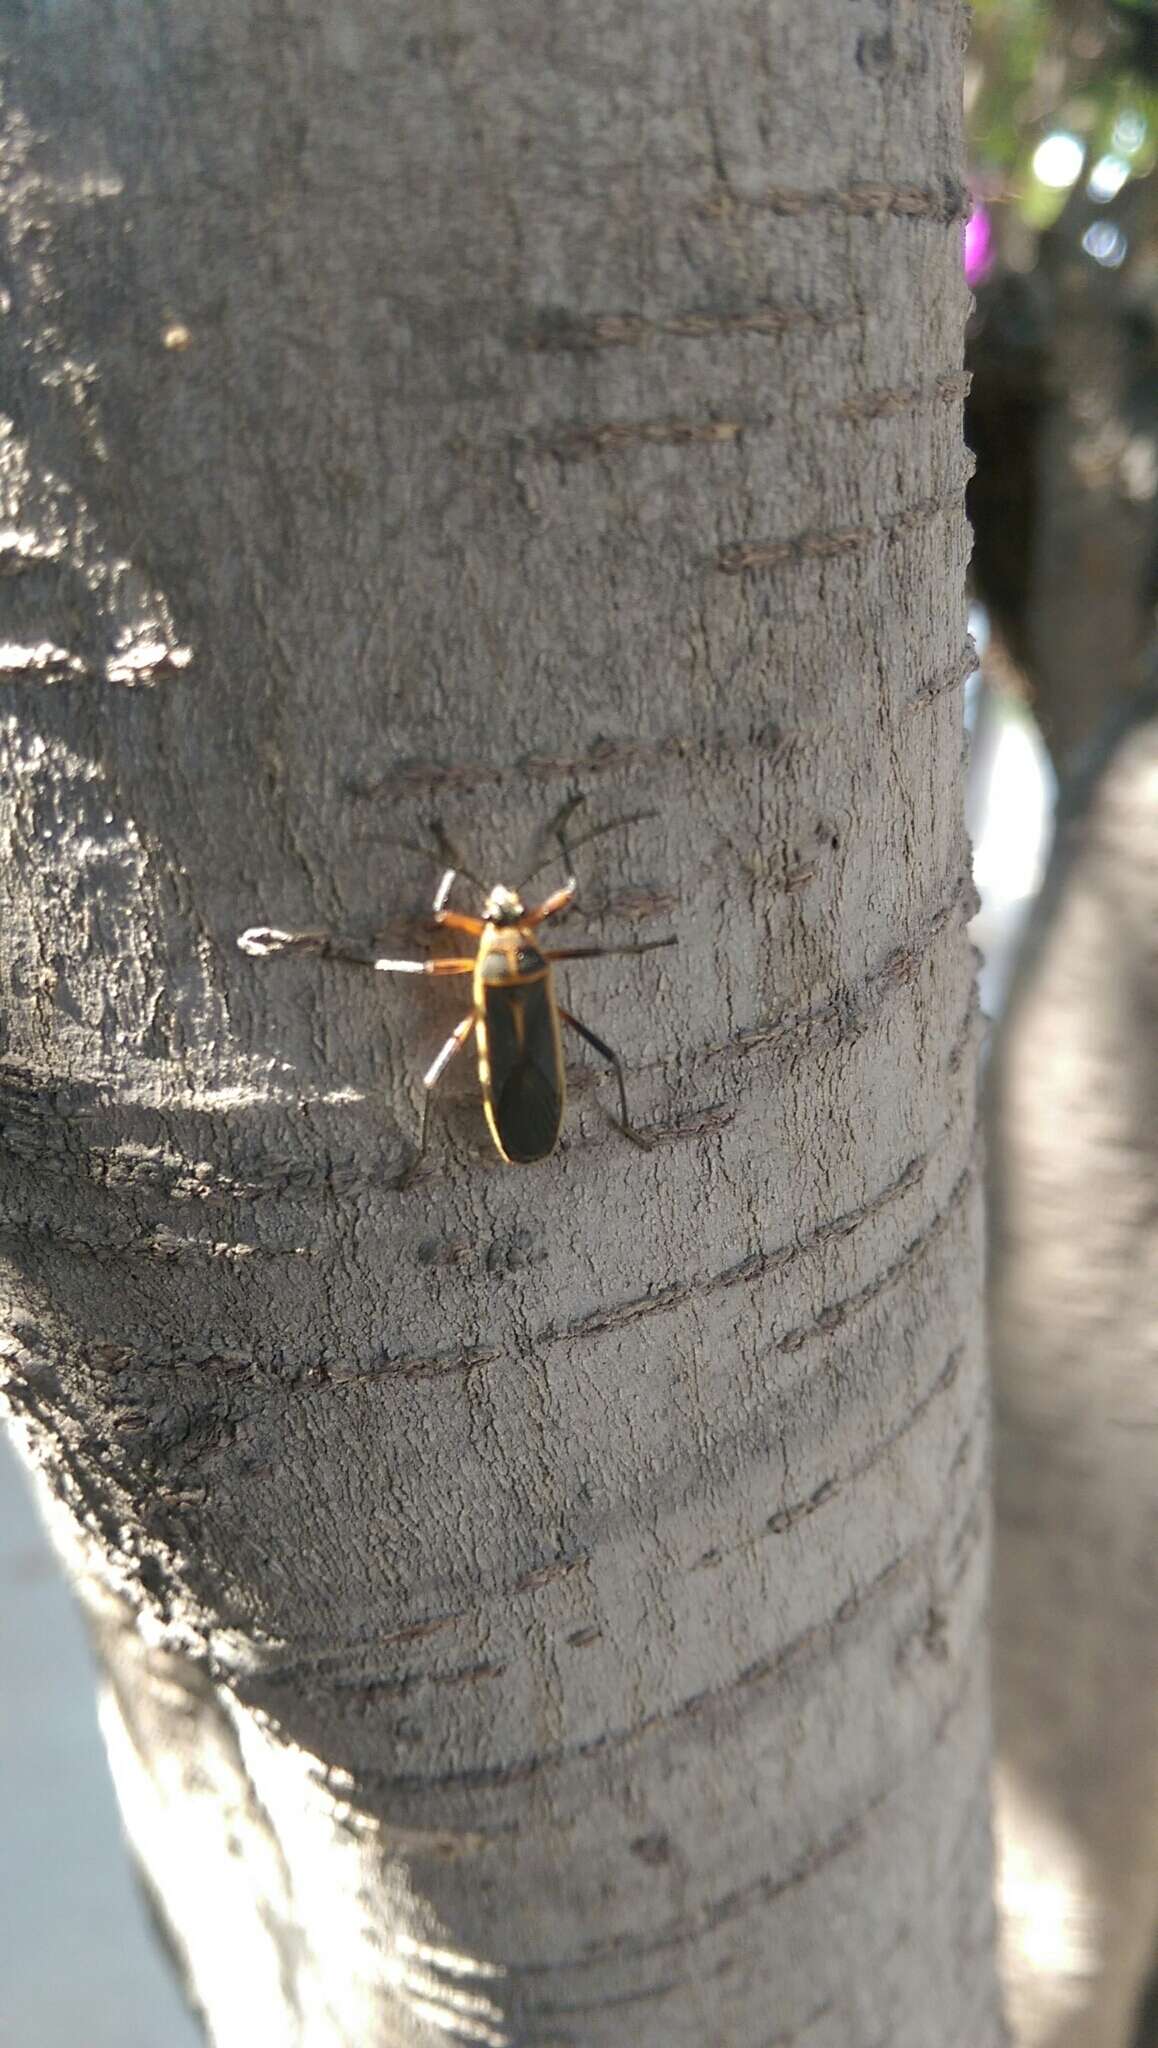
[
  {"xmin": 524, "ymin": 878, "xmax": 578, "ymax": 927},
  {"xmin": 374, "ymin": 955, "xmax": 475, "ymax": 976}
]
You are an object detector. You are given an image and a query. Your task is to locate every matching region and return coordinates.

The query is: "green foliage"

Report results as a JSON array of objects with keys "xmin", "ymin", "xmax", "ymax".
[{"xmin": 969, "ymin": 0, "xmax": 1158, "ymax": 230}]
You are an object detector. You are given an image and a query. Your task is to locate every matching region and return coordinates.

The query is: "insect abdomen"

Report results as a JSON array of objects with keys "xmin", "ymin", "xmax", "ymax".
[{"xmin": 479, "ymin": 970, "xmax": 564, "ymax": 1164}]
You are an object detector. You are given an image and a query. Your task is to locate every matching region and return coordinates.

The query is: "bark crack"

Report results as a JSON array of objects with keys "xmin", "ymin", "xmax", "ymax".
[
  {"xmin": 502, "ymin": 1631, "xmax": 986, "ymax": 1979},
  {"xmin": 258, "ymin": 1353, "xmax": 979, "ymax": 1705},
  {"xmin": 532, "ymin": 375, "xmax": 968, "ymax": 461},
  {"xmin": 349, "ymin": 661, "xmax": 972, "ymax": 795},
  {"xmin": 542, "ymin": 1150, "xmax": 934, "ymax": 1346},
  {"xmin": 701, "ymin": 177, "xmax": 969, "ymax": 225},
  {"xmin": 342, "ymin": 1483, "xmax": 986, "ymax": 1799},
  {"xmin": 830, "ymin": 371, "xmax": 971, "ymax": 422},
  {"xmin": 716, "ymin": 484, "xmax": 969, "ymax": 575},
  {"xmin": 515, "ymin": 304, "xmax": 858, "ymax": 352},
  {"xmin": 909, "ymin": 642, "xmax": 980, "ymax": 713},
  {"xmin": 762, "ymin": 1343, "xmax": 966, "ymax": 1535},
  {"xmin": 689, "ymin": 872, "xmax": 978, "ymax": 1068},
  {"xmin": 777, "ymin": 1168, "xmax": 972, "ymax": 1353},
  {"xmin": 542, "ymin": 417, "xmax": 744, "ymax": 458}
]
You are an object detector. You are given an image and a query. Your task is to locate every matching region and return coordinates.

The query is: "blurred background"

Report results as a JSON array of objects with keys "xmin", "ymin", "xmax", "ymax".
[
  {"xmin": 966, "ymin": 0, "xmax": 1158, "ymax": 791},
  {"xmin": 2, "ymin": 2, "xmax": 1156, "ymax": 2042}
]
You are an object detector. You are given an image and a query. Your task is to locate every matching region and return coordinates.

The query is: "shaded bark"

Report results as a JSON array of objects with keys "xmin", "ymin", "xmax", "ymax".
[
  {"xmin": 989, "ymin": 692, "xmax": 1158, "ymax": 2048},
  {"xmin": 0, "ymin": 3, "xmax": 997, "ymax": 2043}
]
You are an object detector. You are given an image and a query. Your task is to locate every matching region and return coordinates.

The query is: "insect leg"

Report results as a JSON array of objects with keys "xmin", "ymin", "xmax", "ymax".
[
  {"xmin": 395, "ymin": 1012, "xmax": 476, "ymax": 1186},
  {"xmin": 525, "ymin": 808, "xmax": 671, "ymax": 927},
  {"xmin": 430, "ymin": 860, "xmax": 488, "ymax": 925},
  {"xmin": 432, "ymin": 866, "xmax": 458, "ymax": 914},
  {"xmin": 423, "ymin": 1012, "xmax": 476, "ymax": 1090},
  {"xmin": 558, "ymin": 1006, "xmax": 653, "ymax": 1150},
  {"xmin": 523, "ymin": 878, "xmax": 578, "ymax": 928},
  {"xmin": 374, "ymin": 956, "xmax": 475, "ymax": 976},
  {"xmin": 239, "ymin": 927, "xmax": 380, "ymax": 966},
  {"xmin": 432, "ymin": 906, "xmax": 487, "ymax": 936},
  {"xmin": 240, "ymin": 931, "xmax": 479, "ymax": 973}
]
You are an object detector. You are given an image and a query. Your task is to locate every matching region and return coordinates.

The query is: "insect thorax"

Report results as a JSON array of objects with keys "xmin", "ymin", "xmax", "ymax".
[{"xmin": 479, "ymin": 927, "xmax": 547, "ymax": 983}]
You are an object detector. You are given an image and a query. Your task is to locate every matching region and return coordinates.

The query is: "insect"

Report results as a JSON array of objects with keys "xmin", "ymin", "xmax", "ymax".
[{"xmin": 238, "ymin": 798, "xmax": 676, "ymax": 1179}]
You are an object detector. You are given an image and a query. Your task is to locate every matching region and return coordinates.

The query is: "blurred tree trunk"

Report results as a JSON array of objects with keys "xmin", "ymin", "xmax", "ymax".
[
  {"xmin": 967, "ymin": 166, "xmax": 1158, "ymax": 774},
  {"xmin": 961, "ymin": 13, "xmax": 1158, "ymax": 2048},
  {"xmin": 0, "ymin": 3, "xmax": 998, "ymax": 2043},
  {"xmin": 989, "ymin": 691, "xmax": 1158, "ymax": 2048}
]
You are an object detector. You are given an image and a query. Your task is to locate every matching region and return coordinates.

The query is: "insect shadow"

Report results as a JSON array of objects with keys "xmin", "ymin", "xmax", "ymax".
[{"xmin": 238, "ymin": 796, "xmax": 677, "ymax": 1185}]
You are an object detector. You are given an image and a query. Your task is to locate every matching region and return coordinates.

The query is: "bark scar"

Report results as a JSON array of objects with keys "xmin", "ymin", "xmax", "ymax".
[
  {"xmin": 514, "ymin": 303, "xmax": 858, "ymax": 352},
  {"xmin": 716, "ymin": 485, "xmax": 969, "ymax": 575}
]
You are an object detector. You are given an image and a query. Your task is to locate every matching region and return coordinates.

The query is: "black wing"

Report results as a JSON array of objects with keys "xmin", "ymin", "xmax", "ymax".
[{"xmin": 483, "ymin": 975, "xmax": 564, "ymax": 1164}]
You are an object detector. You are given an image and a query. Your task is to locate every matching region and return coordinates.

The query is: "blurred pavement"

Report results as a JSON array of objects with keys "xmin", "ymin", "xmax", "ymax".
[{"xmin": 0, "ymin": 1432, "xmax": 202, "ymax": 2048}]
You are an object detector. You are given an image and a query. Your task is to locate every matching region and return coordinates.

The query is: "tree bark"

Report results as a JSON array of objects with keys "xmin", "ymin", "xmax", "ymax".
[{"xmin": 0, "ymin": 3, "xmax": 998, "ymax": 2043}]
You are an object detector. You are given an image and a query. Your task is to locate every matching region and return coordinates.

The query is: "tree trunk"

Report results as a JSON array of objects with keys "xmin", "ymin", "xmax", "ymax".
[
  {"xmin": 0, "ymin": 4, "xmax": 998, "ymax": 2043},
  {"xmin": 989, "ymin": 693, "xmax": 1158, "ymax": 2048},
  {"xmin": 966, "ymin": 167, "xmax": 1158, "ymax": 776}
]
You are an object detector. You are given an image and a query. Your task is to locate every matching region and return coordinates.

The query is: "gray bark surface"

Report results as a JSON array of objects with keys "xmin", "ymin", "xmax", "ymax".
[
  {"xmin": 990, "ymin": 696, "xmax": 1158, "ymax": 2048},
  {"xmin": 0, "ymin": 3, "xmax": 997, "ymax": 2043}
]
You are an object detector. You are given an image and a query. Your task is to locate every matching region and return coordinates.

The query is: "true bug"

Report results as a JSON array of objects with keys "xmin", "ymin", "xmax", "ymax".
[{"xmin": 238, "ymin": 798, "xmax": 675, "ymax": 1178}]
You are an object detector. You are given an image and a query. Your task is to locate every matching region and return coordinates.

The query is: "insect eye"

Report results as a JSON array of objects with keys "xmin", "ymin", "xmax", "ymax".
[{"xmin": 517, "ymin": 947, "xmax": 540, "ymax": 974}]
